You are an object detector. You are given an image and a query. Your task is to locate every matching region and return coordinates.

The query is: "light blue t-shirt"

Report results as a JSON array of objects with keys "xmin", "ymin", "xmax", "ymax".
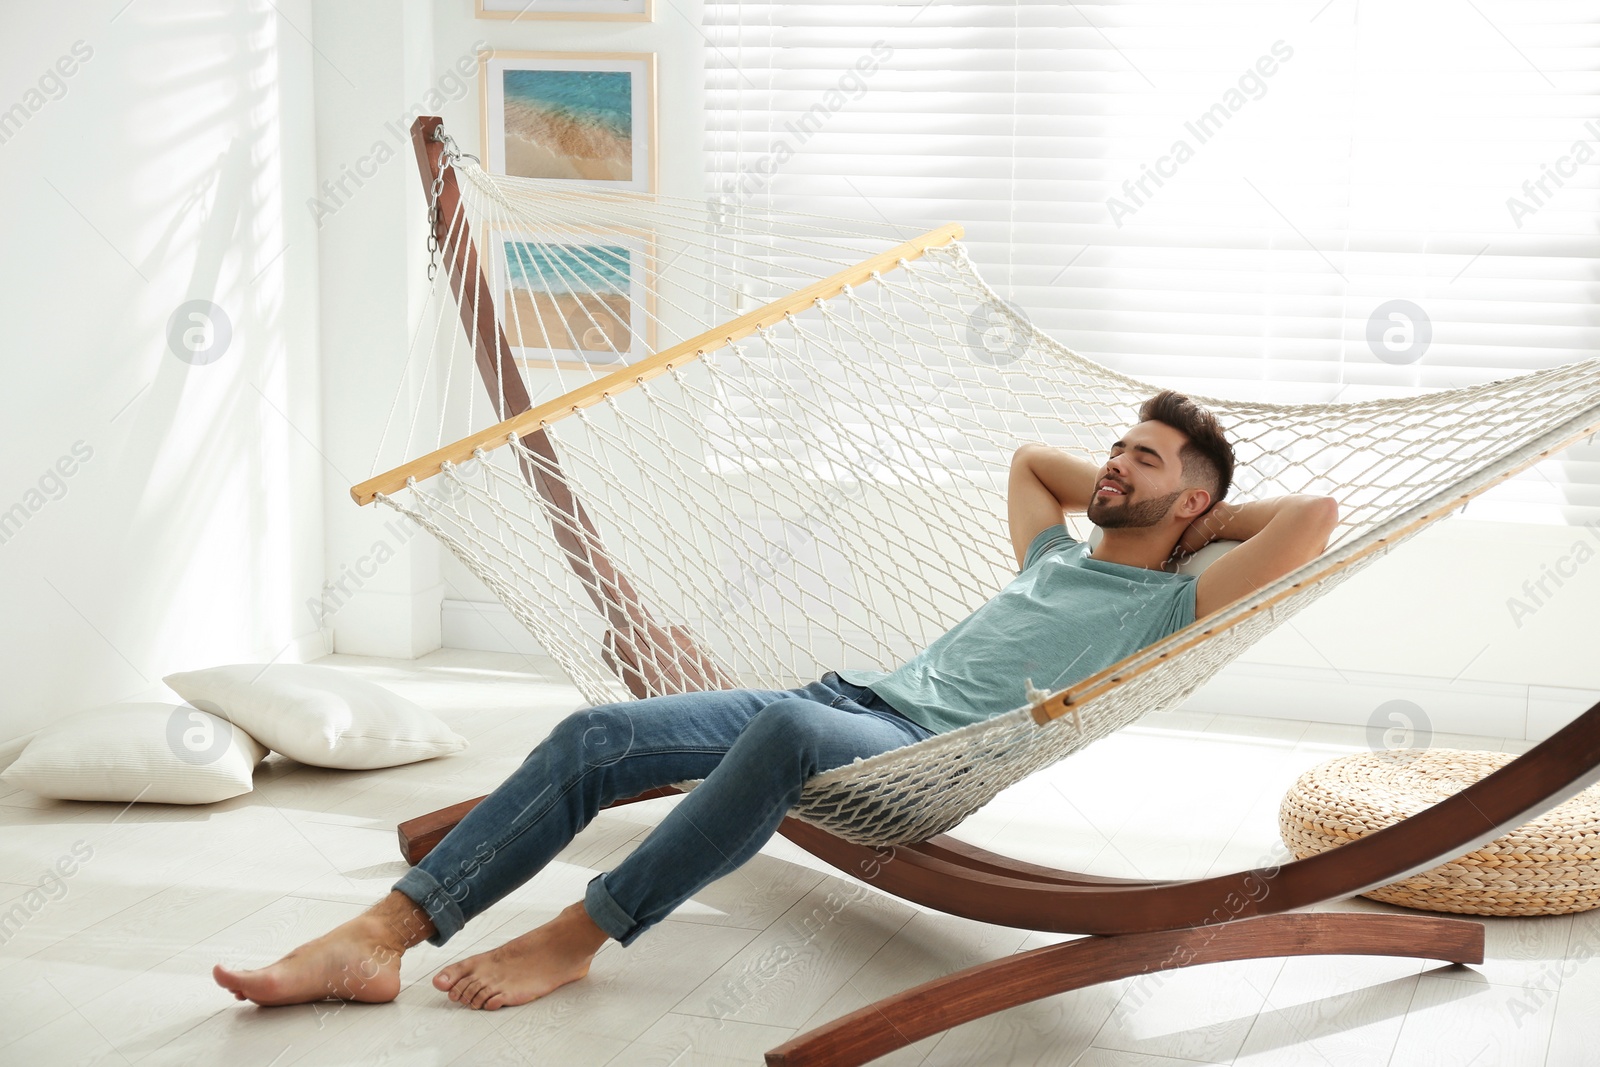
[{"xmin": 838, "ymin": 524, "xmax": 1198, "ymax": 734}]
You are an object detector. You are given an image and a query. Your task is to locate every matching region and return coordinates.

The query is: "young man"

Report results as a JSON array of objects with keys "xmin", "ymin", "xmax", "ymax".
[{"xmin": 214, "ymin": 389, "xmax": 1338, "ymax": 1012}]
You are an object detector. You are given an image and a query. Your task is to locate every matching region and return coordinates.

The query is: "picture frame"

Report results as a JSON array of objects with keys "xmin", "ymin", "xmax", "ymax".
[
  {"xmin": 480, "ymin": 51, "xmax": 657, "ymax": 193},
  {"xmin": 489, "ymin": 227, "xmax": 658, "ymax": 370},
  {"xmin": 474, "ymin": 0, "xmax": 652, "ymax": 22}
]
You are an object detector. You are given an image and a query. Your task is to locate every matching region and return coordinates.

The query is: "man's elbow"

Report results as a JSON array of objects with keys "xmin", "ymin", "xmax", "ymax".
[{"xmin": 1302, "ymin": 496, "xmax": 1340, "ymax": 553}]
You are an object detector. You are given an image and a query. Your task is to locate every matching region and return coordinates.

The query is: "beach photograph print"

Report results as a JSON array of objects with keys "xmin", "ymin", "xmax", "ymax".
[
  {"xmin": 482, "ymin": 52, "xmax": 656, "ymax": 193},
  {"xmin": 492, "ymin": 231, "xmax": 654, "ymax": 368},
  {"xmin": 475, "ymin": 0, "xmax": 651, "ymax": 20}
]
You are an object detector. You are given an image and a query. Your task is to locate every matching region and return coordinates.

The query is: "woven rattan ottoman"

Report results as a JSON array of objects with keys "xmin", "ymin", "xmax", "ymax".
[{"xmin": 1280, "ymin": 749, "xmax": 1600, "ymax": 917}]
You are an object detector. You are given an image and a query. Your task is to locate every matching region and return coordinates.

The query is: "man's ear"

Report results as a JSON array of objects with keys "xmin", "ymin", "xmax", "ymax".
[{"xmin": 1179, "ymin": 487, "xmax": 1212, "ymax": 522}]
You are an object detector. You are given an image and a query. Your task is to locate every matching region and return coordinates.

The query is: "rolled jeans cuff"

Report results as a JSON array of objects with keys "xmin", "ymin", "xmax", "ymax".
[
  {"xmin": 583, "ymin": 872, "xmax": 641, "ymax": 946},
  {"xmin": 393, "ymin": 865, "xmax": 467, "ymax": 947}
]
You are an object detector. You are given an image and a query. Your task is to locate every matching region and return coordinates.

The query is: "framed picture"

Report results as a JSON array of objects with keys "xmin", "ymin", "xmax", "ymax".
[
  {"xmin": 475, "ymin": 0, "xmax": 652, "ymax": 21},
  {"xmin": 489, "ymin": 228, "xmax": 657, "ymax": 369},
  {"xmin": 480, "ymin": 51, "xmax": 657, "ymax": 193}
]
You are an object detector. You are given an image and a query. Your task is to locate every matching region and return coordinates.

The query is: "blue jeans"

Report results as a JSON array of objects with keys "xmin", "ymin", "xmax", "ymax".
[{"xmin": 391, "ymin": 671, "xmax": 933, "ymax": 947}]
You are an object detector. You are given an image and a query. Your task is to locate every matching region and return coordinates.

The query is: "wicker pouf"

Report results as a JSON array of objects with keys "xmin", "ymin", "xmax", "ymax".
[{"xmin": 1279, "ymin": 749, "xmax": 1600, "ymax": 917}]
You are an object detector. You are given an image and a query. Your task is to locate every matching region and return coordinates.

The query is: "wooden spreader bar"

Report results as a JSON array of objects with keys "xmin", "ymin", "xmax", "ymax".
[{"xmin": 350, "ymin": 221, "xmax": 963, "ymax": 505}]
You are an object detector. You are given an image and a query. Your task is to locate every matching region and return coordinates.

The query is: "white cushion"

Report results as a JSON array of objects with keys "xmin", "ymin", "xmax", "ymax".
[
  {"xmin": 1171, "ymin": 538, "xmax": 1239, "ymax": 575},
  {"xmin": 0, "ymin": 702, "xmax": 267, "ymax": 804},
  {"xmin": 162, "ymin": 663, "xmax": 467, "ymax": 770},
  {"xmin": 1086, "ymin": 525, "xmax": 1240, "ymax": 575}
]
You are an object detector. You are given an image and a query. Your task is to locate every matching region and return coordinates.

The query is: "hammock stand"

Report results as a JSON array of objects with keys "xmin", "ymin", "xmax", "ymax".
[{"xmin": 378, "ymin": 118, "xmax": 1600, "ymax": 1066}]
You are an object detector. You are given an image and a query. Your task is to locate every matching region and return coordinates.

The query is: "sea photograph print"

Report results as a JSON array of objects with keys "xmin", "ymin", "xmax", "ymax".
[
  {"xmin": 481, "ymin": 51, "xmax": 657, "ymax": 193},
  {"xmin": 491, "ymin": 229, "xmax": 655, "ymax": 368}
]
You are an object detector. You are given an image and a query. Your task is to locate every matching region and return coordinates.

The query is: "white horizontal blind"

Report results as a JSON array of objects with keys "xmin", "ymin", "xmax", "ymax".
[{"xmin": 705, "ymin": 0, "xmax": 1600, "ymax": 525}]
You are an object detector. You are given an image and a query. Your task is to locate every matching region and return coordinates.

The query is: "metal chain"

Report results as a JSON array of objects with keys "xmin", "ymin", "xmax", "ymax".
[
  {"xmin": 426, "ymin": 165, "xmax": 446, "ymax": 281},
  {"xmin": 425, "ymin": 126, "xmax": 480, "ymax": 282}
]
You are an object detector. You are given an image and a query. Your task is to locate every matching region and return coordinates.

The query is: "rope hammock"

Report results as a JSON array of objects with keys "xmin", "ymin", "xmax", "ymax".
[{"xmin": 356, "ymin": 127, "xmax": 1600, "ymax": 849}]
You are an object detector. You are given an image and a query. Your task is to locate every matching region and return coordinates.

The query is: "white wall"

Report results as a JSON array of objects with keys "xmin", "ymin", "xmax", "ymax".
[
  {"xmin": 308, "ymin": 0, "xmax": 448, "ymax": 660},
  {"xmin": 0, "ymin": 1, "xmax": 326, "ymax": 748}
]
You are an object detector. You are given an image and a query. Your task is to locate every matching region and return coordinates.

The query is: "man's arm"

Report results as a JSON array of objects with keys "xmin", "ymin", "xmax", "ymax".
[
  {"xmin": 1187, "ymin": 495, "xmax": 1339, "ymax": 620},
  {"xmin": 1008, "ymin": 444, "xmax": 1099, "ymax": 570}
]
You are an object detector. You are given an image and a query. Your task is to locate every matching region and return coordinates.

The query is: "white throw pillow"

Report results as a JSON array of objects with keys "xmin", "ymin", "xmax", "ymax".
[
  {"xmin": 1086, "ymin": 525, "xmax": 1240, "ymax": 575},
  {"xmin": 0, "ymin": 702, "xmax": 268, "ymax": 804},
  {"xmin": 162, "ymin": 663, "xmax": 467, "ymax": 770}
]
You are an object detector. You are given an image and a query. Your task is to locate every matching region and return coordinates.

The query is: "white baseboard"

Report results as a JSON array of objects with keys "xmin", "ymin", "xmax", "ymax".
[
  {"xmin": 1182, "ymin": 660, "xmax": 1599, "ymax": 742},
  {"xmin": 289, "ymin": 627, "xmax": 333, "ymax": 663},
  {"xmin": 438, "ymin": 599, "xmax": 1600, "ymax": 742},
  {"xmin": 331, "ymin": 583, "xmax": 443, "ymax": 659},
  {"xmin": 0, "ymin": 628, "xmax": 338, "ymax": 757},
  {"xmin": 441, "ymin": 598, "xmax": 550, "ymax": 657},
  {"xmin": 439, "ymin": 598, "xmax": 907, "ymax": 679}
]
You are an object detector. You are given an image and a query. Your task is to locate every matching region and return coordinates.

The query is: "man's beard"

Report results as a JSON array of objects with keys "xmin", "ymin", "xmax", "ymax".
[{"xmin": 1089, "ymin": 486, "xmax": 1182, "ymax": 529}]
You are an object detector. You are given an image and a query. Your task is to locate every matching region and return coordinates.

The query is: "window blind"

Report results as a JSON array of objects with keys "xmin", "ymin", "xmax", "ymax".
[{"xmin": 705, "ymin": 0, "xmax": 1600, "ymax": 525}]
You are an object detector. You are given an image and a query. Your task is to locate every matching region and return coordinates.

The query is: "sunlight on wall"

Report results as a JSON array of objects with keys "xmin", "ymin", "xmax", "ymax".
[{"xmin": 0, "ymin": 1, "xmax": 324, "ymax": 744}]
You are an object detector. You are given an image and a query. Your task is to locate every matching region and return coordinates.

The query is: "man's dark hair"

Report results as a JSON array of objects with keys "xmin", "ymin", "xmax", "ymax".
[{"xmin": 1138, "ymin": 389, "xmax": 1235, "ymax": 507}]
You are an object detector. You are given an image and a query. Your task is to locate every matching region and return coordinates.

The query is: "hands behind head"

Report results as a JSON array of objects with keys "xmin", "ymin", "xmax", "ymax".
[{"xmin": 1171, "ymin": 501, "xmax": 1234, "ymax": 565}]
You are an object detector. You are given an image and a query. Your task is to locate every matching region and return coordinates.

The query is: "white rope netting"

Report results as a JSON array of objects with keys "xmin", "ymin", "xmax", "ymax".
[{"xmin": 366, "ymin": 150, "xmax": 1600, "ymax": 847}]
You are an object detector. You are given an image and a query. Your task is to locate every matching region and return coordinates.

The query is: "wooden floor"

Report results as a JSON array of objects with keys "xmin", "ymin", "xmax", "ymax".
[{"xmin": 1, "ymin": 648, "xmax": 1593, "ymax": 1066}]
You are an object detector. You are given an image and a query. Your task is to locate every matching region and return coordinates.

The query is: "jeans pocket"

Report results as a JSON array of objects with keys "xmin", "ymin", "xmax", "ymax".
[{"xmin": 819, "ymin": 671, "xmax": 853, "ymax": 707}]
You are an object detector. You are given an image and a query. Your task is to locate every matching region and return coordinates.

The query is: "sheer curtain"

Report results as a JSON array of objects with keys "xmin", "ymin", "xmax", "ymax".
[{"xmin": 705, "ymin": 0, "xmax": 1600, "ymax": 524}]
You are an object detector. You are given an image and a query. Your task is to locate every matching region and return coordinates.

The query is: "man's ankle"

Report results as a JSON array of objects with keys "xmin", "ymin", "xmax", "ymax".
[
  {"xmin": 559, "ymin": 901, "xmax": 611, "ymax": 951},
  {"xmin": 368, "ymin": 890, "xmax": 436, "ymax": 951}
]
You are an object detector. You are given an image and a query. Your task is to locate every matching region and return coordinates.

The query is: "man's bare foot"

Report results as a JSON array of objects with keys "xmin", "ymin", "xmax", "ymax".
[
  {"xmin": 213, "ymin": 891, "xmax": 435, "ymax": 1007},
  {"xmin": 432, "ymin": 901, "xmax": 609, "ymax": 1010}
]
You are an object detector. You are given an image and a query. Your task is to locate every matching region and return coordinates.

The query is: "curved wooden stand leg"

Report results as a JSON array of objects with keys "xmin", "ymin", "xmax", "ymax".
[
  {"xmin": 396, "ymin": 786, "xmax": 680, "ymax": 867},
  {"xmin": 399, "ymin": 795, "xmax": 486, "ymax": 866},
  {"xmin": 763, "ymin": 911, "xmax": 1484, "ymax": 1067},
  {"xmin": 402, "ymin": 702, "xmax": 1600, "ymax": 927}
]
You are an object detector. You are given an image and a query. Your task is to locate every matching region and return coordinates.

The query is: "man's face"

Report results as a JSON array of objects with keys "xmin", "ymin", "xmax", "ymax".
[{"xmin": 1086, "ymin": 420, "xmax": 1196, "ymax": 530}]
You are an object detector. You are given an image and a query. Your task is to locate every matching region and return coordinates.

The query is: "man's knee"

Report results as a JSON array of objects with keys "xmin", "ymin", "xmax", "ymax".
[
  {"xmin": 543, "ymin": 705, "xmax": 638, "ymax": 771},
  {"xmin": 743, "ymin": 698, "xmax": 831, "ymax": 764}
]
